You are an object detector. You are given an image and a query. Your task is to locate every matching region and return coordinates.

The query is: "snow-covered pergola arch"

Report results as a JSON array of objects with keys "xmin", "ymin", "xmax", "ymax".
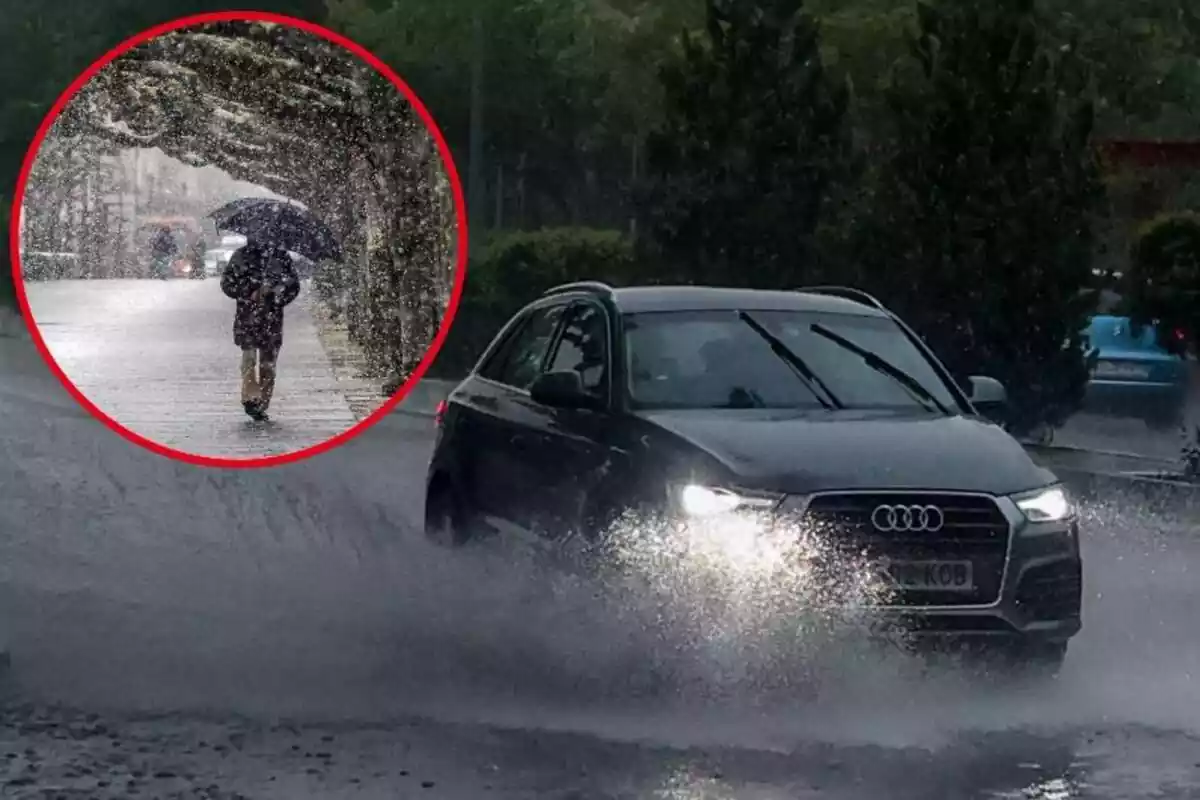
[{"xmin": 56, "ymin": 20, "xmax": 417, "ymax": 213}]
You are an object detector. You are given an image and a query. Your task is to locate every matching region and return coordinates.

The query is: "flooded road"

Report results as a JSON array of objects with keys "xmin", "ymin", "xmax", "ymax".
[{"xmin": 0, "ymin": 332, "xmax": 1198, "ymax": 798}]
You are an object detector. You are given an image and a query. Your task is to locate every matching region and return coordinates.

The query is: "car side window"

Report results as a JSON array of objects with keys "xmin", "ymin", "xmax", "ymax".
[
  {"xmin": 486, "ymin": 305, "xmax": 566, "ymax": 389},
  {"xmin": 476, "ymin": 322, "xmax": 524, "ymax": 382},
  {"xmin": 545, "ymin": 302, "xmax": 609, "ymax": 398}
]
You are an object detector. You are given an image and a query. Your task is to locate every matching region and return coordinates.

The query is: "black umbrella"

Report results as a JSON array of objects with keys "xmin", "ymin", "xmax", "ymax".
[{"xmin": 208, "ymin": 197, "xmax": 342, "ymax": 262}]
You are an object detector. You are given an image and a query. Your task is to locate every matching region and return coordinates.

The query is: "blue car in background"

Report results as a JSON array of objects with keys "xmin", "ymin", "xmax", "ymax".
[{"xmin": 1083, "ymin": 315, "xmax": 1190, "ymax": 430}]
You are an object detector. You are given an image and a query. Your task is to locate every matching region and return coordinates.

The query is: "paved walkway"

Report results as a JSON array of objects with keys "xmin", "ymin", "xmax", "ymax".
[
  {"xmin": 302, "ymin": 288, "xmax": 389, "ymax": 420},
  {"xmin": 24, "ymin": 278, "xmax": 358, "ymax": 459}
]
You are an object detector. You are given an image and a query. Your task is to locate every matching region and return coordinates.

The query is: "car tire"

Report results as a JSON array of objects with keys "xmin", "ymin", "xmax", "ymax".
[{"xmin": 424, "ymin": 477, "xmax": 474, "ymax": 548}]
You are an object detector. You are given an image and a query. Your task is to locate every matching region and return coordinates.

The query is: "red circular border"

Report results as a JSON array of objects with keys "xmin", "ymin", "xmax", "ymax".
[{"xmin": 10, "ymin": 10, "xmax": 469, "ymax": 469}]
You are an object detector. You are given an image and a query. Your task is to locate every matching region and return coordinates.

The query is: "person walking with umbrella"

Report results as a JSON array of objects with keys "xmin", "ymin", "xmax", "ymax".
[
  {"xmin": 220, "ymin": 237, "xmax": 300, "ymax": 421},
  {"xmin": 209, "ymin": 197, "xmax": 342, "ymax": 422}
]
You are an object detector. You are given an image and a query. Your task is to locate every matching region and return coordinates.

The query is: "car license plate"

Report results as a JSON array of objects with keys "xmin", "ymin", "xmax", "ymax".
[
  {"xmin": 1093, "ymin": 361, "xmax": 1150, "ymax": 379},
  {"xmin": 882, "ymin": 560, "xmax": 974, "ymax": 591}
]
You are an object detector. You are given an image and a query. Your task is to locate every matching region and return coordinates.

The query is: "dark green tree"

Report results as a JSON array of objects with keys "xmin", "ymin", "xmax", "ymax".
[
  {"xmin": 858, "ymin": 0, "xmax": 1105, "ymax": 435},
  {"xmin": 639, "ymin": 0, "xmax": 854, "ymax": 288},
  {"xmin": 1123, "ymin": 212, "xmax": 1200, "ymax": 354},
  {"xmin": 328, "ymin": 0, "xmax": 643, "ymax": 233}
]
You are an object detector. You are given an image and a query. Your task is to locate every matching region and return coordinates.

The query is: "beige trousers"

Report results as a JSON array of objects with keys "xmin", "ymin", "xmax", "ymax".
[{"xmin": 240, "ymin": 347, "xmax": 279, "ymax": 410}]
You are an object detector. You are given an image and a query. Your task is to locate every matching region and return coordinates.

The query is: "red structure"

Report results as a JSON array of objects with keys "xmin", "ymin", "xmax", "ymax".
[
  {"xmin": 1086, "ymin": 139, "xmax": 1200, "ymax": 276},
  {"xmin": 1094, "ymin": 138, "xmax": 1200, "ymax": 224},
  {"xmin": 1097, "ymin": 139, "xmax": 1200, "ymax": 169}
]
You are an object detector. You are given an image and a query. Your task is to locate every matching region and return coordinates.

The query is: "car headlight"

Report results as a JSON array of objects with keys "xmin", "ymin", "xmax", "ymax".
[
  {"xmin": 670, "ymin": 484, "xmax": 781, "ymax": 518},
  {"xmin": 1013, "ymin": 485, "xmax": 1074, "ymax": 523}
]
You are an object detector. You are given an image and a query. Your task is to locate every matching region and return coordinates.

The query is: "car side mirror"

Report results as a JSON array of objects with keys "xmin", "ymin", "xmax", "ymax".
[
  {"xmin": 529, "ymin": 370, "xmax": 599, "ymax": 410},
  {"xmin": 968, "ymin": 375, "xmax": 1007, "ymax": 412}
]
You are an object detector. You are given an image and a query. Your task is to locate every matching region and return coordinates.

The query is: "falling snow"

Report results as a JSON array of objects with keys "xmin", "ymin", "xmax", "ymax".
[{"xmin": 21, "ymin": 19, "xmax": 458, "ymax": 421}]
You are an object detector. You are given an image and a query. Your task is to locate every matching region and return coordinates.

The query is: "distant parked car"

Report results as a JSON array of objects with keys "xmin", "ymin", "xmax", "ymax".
[
  {"xmin": 1083, "ymin": 315, "xmax": 1189, "ymax": 430},
  {"xmin": 203, "ymin": 249, "xmax": 227, "ymax": 277},
  {"xmin": 204, "ymin": 234, "xmax": 248, "ymax": 278}
]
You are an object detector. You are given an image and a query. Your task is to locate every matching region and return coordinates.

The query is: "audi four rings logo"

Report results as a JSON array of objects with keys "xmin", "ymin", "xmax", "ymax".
[{"xmin": 871, "ymin": 504, "xmax": 945, "ymax": 532}]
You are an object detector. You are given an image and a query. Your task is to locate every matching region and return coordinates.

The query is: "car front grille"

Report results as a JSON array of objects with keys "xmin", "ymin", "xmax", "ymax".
[{"xmin": 799, "ymin": 492, "xmax": 1010, "ymax": 607}]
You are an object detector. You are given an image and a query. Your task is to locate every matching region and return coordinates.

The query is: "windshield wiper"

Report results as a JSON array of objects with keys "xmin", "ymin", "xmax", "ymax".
[
  {"xmin": 809, "ymin": 323, "xmax": 952, "ymax": 415},
  {"xmin": 736, "ymin": 311, "xmax": 843, "ymax": 410}
]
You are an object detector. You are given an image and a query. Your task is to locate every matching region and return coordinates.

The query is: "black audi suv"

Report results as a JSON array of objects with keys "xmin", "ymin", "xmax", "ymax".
[{"xmin": 425, "ymin": 283, "xmax": 1083, "ymax": 668}]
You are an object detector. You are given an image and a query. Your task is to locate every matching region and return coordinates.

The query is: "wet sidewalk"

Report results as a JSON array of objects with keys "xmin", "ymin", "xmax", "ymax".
[
  {"xmin": 23, "ymin": 278, "xmax": 357, "ymax": 459},
  {"xmin": 302, "ymin": 287, "xmax": 389, "ymax": 420}
]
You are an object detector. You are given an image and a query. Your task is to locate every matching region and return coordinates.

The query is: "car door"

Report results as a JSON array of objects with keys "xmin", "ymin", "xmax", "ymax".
[
  {"xmin": 460, "ymin": 301, "xmax": 569, "ymax": 533},
  {"xmin": 520, "ymin": 299, "xmax": 623, "ymax": 543}
]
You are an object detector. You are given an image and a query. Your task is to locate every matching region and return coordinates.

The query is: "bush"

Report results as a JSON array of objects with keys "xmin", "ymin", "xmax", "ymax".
[
  {"xmin": 1123, "ymin": 211, "xmax": 1200, "ymax": 354},
  {"xmin": 429, "ymin": 227, "xmax": 638, "ymax": 377}
]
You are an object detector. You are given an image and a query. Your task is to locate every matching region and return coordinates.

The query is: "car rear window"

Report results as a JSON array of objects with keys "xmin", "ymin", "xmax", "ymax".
[{"xmin": 1086, "ymin": 316, "xmax": 1163, "ymax": 353}]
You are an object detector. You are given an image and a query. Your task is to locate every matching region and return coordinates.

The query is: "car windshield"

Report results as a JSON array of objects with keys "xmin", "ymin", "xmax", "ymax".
[{"xmin": 623, "ymin": 309, "xmax": 961, "ymax": 412}]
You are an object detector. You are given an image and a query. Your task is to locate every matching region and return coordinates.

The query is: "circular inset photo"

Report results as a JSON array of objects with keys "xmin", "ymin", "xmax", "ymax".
[{"xmin": 12, "ymin": 12, "xmax": 467, "ymax": 467}]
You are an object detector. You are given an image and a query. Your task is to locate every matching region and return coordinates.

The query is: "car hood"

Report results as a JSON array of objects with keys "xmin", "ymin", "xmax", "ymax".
[{"xmin": 637, "ymin": 408, "xmax": 1055, "ymax": 496}]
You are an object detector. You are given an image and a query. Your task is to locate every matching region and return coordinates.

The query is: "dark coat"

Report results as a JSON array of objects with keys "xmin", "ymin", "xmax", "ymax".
[
  {"xmin": 220, "ymin": 245, "xmax": 301, "ymax": 351},
  {"xmin": 150, "ymin": 230, "xmax": 177, "ymax": 257}
]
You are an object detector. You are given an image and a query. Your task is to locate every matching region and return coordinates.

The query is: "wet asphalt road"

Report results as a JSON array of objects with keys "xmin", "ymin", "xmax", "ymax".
[
  {"xmin": 22, "ymin": 278, "xmax": 359, "ymax": 459},
  {"xmin": 1, "ymin": 330, "xmax": 1199, "ymax": 798}
]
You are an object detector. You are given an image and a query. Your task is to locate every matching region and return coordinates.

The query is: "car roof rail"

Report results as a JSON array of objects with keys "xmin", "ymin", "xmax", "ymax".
[
  {"xmin": 542, "ymin": 281, "xmax": 615, "ymax": 298},
  {"xmin": 796, "ymin": 285, "xmax": 888, "ymax": 311}
]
